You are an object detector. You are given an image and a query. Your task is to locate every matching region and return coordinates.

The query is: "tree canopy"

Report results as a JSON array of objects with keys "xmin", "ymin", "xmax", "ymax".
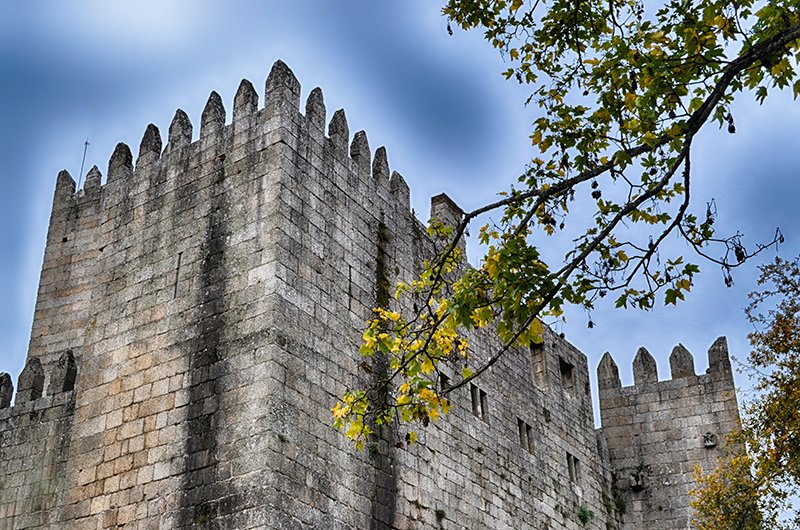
[
  {"xmin": 332, "ymin": 0, "xmax": 799, "ymax": 448},
  {"xmin": 691, "ymin": 256, "xmax": 800, "ymax": 530}
]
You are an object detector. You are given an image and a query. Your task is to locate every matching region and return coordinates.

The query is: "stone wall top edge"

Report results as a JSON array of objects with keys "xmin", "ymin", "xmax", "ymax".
[
  {"xmin": 52, "ymin": 60, "xmax": 415, "ymax": 223},
  {"xmin": 598, "ymin": 336, "xmax": 733, "ymax": 397}
]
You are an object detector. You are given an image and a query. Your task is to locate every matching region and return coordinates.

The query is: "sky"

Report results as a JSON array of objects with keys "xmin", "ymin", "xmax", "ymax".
[{"xmin": 0, "ymin": 1, "xmax": 798, "ymax": 417}]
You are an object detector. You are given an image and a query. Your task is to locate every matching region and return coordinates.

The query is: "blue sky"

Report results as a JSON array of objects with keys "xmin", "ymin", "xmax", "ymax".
[{"xmin": 1, "ymin": 1, "xmax": 798, "ymax": 411}]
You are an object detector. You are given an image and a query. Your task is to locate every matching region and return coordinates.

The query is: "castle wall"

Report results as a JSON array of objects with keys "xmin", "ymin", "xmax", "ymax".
[
  {"xmin": 262, "ymin": 64, "xmax": 618, "ymax": 529},
  {"xmin": 0, "ymin": 355, "xmax": 76, "ymax": 529},
  {"xmin": 0, "ymin": 60, "xmax": 740, "ymax": 529},
  {"xmin": 598, "ymin": 339, "xmax": 741, "ymax": 529}
]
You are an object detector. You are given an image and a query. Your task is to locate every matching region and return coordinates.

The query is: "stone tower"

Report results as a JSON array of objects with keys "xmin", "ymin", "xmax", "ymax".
[
  {"xmin": 598, "ymin": 339, "xmax": 741, "ymax": 528},
  {"xmin": 0, "ymin": 61, "xmax": 740, "ymax": 529}
]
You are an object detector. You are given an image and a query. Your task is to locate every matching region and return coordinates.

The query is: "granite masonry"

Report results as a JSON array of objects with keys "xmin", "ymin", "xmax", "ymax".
[{"xmin": 0, "ymin": 61, "xmax": 741, "ymax": 529}]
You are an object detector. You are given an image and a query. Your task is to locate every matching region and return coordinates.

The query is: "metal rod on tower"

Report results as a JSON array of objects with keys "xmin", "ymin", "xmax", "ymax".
[{"xmin": 77, "ymin": 138, "xmax": 90, "ymax": 190}]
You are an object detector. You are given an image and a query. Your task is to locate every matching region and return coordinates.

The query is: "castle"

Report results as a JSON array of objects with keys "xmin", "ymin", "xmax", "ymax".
[{"xmin": 0, "ymin": 61, "xmax": 741, "ymax": 529}]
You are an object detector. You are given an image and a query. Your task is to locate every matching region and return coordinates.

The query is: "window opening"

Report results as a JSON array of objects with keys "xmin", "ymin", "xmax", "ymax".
[
  {"xmin": 567, "ymin": 452, "xmax": 581, "ymax": 483},
  {"xmin": 518, "ymin": 418, "xmax": 533, "ymax": 452},
  {"xmin": 559, "ymin": 357, "xmax": 575, "ymax": 393},
  {"xmin": 348, "ymin": 265, "xmax": 353, "ymax": 311},
  {"xmin": 530, "ymin": 341, "xmax": 547, "ymax": 388},
  {"xmin": 173, "ymin": 252, "xmax": 183, "ymax": 299},
  {"xmin": 470, "ymin": 383, "xmax": 489, "ymax": 423}
]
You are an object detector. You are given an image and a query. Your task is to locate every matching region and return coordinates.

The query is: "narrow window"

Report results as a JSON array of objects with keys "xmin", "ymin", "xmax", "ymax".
[
  {"xmin": 173, "ymin": 252, "xmax": 183, "ymax": 299},
  {"xmin": 480, "ymin": 389, "xmax": 489, "ymax": 423},
  {"xmin": 518, "ymin": 418, "xmax": 528, "ymax": 450},
  {"xmin": 471, "ymin": 383, "xmax": 480, "ymax": 417},
  {"xmin": 348, "ymin": 265, "xmax": 353, "ymax": 311},
  {"xmin": 526, "ymin": 423, "xmax": 533, "ymax": 450},
  {"xmin": 517, "ymin": 418, "xmax": 533, "ymax": 452},
  {"xmin": 559, "ymin": 357, "xmax": 575, "ymax": 393},
  {"xmin": 439, "ymin": 373, "xmax": 450, "ymax": 392},
  {"xmin": 470, "ymin": 384, "xmax": 489, "ymax": 423},
  {"xmin": 567, "ymin": 452, "xmax": 581, "ymax": 483},
  {"xmin": 530, "ymin": 341, "xmax": 547, "ymax": 388}
]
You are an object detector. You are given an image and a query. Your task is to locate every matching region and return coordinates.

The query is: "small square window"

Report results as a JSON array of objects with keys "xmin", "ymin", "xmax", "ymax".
[{"xmin": 559, "ymin": 357, "xmax": 575, "ymax": 392}]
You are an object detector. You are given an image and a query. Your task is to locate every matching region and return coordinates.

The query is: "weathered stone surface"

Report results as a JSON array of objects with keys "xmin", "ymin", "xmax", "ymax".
[
  {"xmin": 200, "ymin": 91, "xmax": 225, "ymax": 138},
  {"xmin": 233, "ymin": 78, "xmax": 258, "ymax": 119},
  {"xmin": 0, "ymin": 372, "xmax": 12, "ymax": 408},
  {"xmin": 328, "ymin": 108, "xmax": 349, "ymax": 151},
  {"xmin": 137, "ymin": 123, "xmax": 162, "ymax": 166},
  {"xmin": 107, "ymin": 142, "xmax": 133, "ymax": 182},
  {"xmin": 669, "ymin": 343, "xmax": 695, "ymax": 378},
  {"xmin": 0, "ymin": 61, "xmax": 741, "ymax": 530},
  {"xmin": 597, "ymin": 352, "xmax": 621, "ymax": 390},
  {"xmin": 49, "ymin": 349, "xmax": 77, "ymax": 394},
  {"xmin": 305, "ymin": 87, "xmax": 326, "ymax": 131},
  {"xmin": 632, "ymin": 346, "xmax": 658, "ymax": 385},
  {"xmin": 16, "ymin": 357, "xmax": 44, "ymax": 402}
]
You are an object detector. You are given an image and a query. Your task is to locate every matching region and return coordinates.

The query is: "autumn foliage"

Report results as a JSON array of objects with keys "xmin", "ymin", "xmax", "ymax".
[
  {"xmin": 333, "ymin": 0, "xmax": 799, "ymax": 449},
  {"xmin": 692, "ymin": 257, "xmax": 800, "ymax": 529}
]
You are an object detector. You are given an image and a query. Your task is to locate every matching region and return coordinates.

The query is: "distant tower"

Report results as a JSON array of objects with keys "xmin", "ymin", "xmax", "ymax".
[{"xmin": 598, "ymin": 338, "xmax": 741, "ymax": 529}]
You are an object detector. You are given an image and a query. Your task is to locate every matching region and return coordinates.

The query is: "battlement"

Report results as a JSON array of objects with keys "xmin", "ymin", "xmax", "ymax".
[
  {"xmin": 53, "ymin": 60, "xmax": 411, "ymax": 228},
  {"xmin": 0, "ymin": 351, "xmax": 76, "ymax": 411},
  {"xmin": 597, "ymin": 338, "xmax": 740, "ymax": 528},
  {"xmin": 598, "ymin": 336, "xmax": 733, "ymax": 394}
]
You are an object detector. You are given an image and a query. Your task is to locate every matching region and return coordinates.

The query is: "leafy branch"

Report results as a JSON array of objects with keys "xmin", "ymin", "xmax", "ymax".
[{"xmin": 333, "ymin": 0, "xmax": 800, "ymax": 448}]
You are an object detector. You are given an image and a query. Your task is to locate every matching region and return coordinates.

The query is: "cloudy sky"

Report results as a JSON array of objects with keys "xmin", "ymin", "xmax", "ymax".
[{"xmin": 0, "ymin": 1, "xmax": 798, "ymax": 415}]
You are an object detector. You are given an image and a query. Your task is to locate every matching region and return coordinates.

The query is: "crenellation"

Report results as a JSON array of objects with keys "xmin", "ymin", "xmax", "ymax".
[
  {"xmin": 327, "ymin": 108, "xmax": 349, "ymax": 152},
  {"xmin": 597, "ymin": 351, "xmax": 621, "ymax": 391},
  {"xmin": 200, "ymin": 91, "xmax": 226, "ymax": 138},
  {"xmin": 707, "ymin": 336, "xmax": 732, "ymax": 378},
  {"xmin": 16, "ymin": 357, "xmax": 44, "ymax": 403},
  {"xmin": 0, "ymin": 373, "xmax": 12, "ymax": 408},
  {"xmin": 49, "ymin": 350, "xmax": 78, "ymax": 395},
  {"xmin": 54, "ymin": 169, "xmax": 77, "ymax": 206},
  {"xmin": 305, "ymin": 87, "xmax": 326, "ymax": 132},
  {"xmin": 389, "ymin": 170, "xmax": 411, "ymax": 212},
  {"xmin": 669, "ymin": 343, "xmax": 695, "ymax": 379},
  {"xmin": 107, "ymin": 142, "xmax": 134, "ymax": 186},
  {"xmin": 233, "ymin": 79, "xmax": 259, "ymax": 121},
  {"xmin": 264, "ymin": 59, "xmax": 301, "ymax": 117},
  {"xmin": 372, "ymin": 145, "xmax": 390, "ymax": 181},
  {"xmin": 632, "ymin": 346, "xmax": 658, "ymax": 385},
  {"xmin": 349, "ymin": 130, "xmax": 371, "ymax": 179},
  {"xmin": 137, "ymin": 124, "xmax": 163, "ymax": 168},
  {"xmin": 166, "ymin": 109, "xmax": 193, "ymax": 153},
  {"xmin": 83, "ymin": 165, "xmax": 103, "ymax": 195}
]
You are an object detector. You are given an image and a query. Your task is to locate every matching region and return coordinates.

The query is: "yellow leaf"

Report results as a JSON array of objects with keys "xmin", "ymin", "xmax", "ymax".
[
  {"xmin": 331, "ymin": 402, "xmax": 348, "ymax": 420},
  {"xmin": 421, "ymin": 358, "xmax": 435, "ymax": 374}
]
